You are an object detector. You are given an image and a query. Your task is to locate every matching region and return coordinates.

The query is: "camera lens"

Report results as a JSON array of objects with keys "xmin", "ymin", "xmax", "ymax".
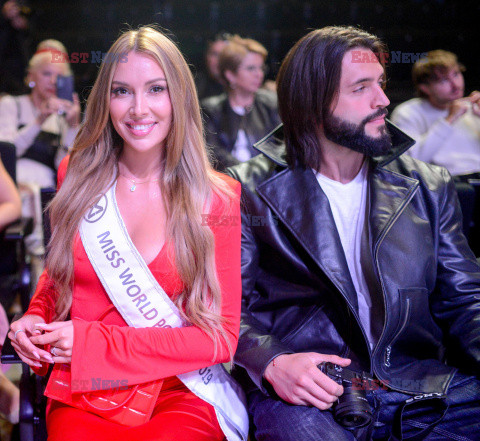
[{"xmin": 333, "ymin": 387, "xmax": 373, "ymax": 429}]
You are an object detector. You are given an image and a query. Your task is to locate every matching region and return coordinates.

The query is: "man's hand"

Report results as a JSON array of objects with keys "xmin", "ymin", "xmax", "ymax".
[
  {"xmin": 446, "ymin": 91, "xmax": 480, "ymax": 124},
  {"xmin": 445, "ymin": 98, "xmax": 471, "ymax": 125},
  {"xmin": 263, "ymin": 352, "xmax": 351, "ymax": 410},
  {"xmin": 469, "ymin": 91, "xmax": 480, "ymax": 118}
]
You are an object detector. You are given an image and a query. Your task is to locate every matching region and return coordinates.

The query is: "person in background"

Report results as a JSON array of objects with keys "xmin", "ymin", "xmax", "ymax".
[
  {"xmin": 0, "ymin": 39, "xmax": 80, "ymax": 254},
  {"xmin": 0, "ymin": 0, "xmax": 32, "ymax": 96},
  {"xmin": 195, "ymin": 32, "xmax": 230, "ymax": 101},
  {"xmin": 0, "ymin": 156, "xmax": 21, "ymax": 231},
  {"xmin": 391, "ymin": 50, "xmax": 480, "ymax": 178},
  {"xmin": 8, "ymin": 26, "xmax": 247, "ymax": 441},
  {"xmin": 202, "ymin": 35, "xmax": 280, "ymax": 171}
]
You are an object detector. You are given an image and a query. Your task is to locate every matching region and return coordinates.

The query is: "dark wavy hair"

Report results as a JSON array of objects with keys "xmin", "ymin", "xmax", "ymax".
[{"xmin": 276, "ymin": 26, "xmax": 388, "ymax": 170}]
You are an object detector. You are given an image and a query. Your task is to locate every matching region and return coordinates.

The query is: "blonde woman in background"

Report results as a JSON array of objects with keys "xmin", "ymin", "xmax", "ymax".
[{"xmin": 0, "ymin": 39, "xmax": 80, "ymax": 254}]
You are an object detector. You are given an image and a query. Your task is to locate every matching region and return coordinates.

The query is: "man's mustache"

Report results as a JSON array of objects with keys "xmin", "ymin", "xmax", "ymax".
[{"xmin": 362, "ymin": 108, "xmax": 389, "ymax": 125}]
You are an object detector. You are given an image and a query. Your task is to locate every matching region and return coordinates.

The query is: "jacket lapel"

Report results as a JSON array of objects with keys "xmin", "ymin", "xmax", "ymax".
[
  {"xmin": 368, "ymin": 167, "xmax": 419, "ymax": 258},
  {"xmin": 256, "ymin": 166, "xmax": 360, "ymax": 309},
  {"xmin": 251, "ymin": 121, "xmax": 418, "ymax": 308}
]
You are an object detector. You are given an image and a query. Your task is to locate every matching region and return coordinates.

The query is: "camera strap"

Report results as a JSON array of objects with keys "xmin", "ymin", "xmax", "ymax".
[{"xmin": 390, "ymin": 393, "xmax": 449, "ymax": 441}]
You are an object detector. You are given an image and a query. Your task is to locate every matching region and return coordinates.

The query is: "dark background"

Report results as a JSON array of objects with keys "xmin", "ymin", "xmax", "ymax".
[{"xmin": 20, "ymin": 0, "xmax": 480, "ymax": 108}]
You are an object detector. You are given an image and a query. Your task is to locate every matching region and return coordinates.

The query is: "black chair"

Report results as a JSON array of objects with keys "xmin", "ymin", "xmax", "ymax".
[
  {"xmin": 0, "ymin": 185, "xmax": 55, "ymax": 441},
  {"xmin": 2, "ymin": 321, "xmax": 48, "ymax": 441},
  {"xmin": 0, "ymin": 141, "xmax": 46, "ymax": 440},
  {"xmin": 0, "ymin": 141, "xmax": 33, "ymax": 312},
  {"xmin": 466, "ymin": 179, "xmax": 480, "ymax": 257},
  {"xmin": 454, "ymin": 180, "xmax": 476, "ymax": 242}
]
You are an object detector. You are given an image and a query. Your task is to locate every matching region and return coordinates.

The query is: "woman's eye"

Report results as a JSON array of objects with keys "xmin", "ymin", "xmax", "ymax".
[
  {"xmin": 354, "ymin": 85, "xmax": 366, "ymax": 93},
  {"xmin": 150, "ymin": 85, "xmax": 166, "ymax": 93},
  {"xmin": 112, "ymin": 87, "xmax": 128, "ymax": 96}
]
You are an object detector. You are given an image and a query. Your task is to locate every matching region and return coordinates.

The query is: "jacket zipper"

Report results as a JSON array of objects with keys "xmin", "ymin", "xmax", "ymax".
[
  {"xmin": 384, "ymin": 298, "xmax": 411, "ymax": 367},
  {"xmin": 371, "ymin": 182, "xmax": 418, "ymax": 392}
]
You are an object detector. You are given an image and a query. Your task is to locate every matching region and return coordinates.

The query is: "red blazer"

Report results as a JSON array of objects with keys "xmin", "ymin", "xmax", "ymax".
[{"xmin": 27, "ymin": 158, "xmax": 242, "ymax": 400}]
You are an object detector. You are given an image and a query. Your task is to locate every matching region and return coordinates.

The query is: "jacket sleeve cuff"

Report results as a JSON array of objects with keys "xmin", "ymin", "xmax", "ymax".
[{"xmin": 236, "ymin": 342, "xmax": 294, "ymax": 394}]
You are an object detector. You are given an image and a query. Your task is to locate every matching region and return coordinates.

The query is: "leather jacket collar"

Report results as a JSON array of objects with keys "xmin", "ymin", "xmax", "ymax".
[
  {"xmin": 246, "ymin": 121, "xmax": 418, "ymax": 318},
  {"xmin": 252, "ymin": 120, "xmax": 415, "ymax": 169}
]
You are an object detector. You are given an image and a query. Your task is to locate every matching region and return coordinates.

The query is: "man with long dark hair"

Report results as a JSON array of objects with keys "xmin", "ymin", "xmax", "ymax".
[{"xmin": 228, "ymin": 26, "xmax": 480, "ymax": 440}]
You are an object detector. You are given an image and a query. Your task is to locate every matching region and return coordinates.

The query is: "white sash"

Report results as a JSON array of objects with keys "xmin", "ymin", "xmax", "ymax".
[{"xmin": 79, "ymin": 183, "xmax": 248, "ymax": 441}]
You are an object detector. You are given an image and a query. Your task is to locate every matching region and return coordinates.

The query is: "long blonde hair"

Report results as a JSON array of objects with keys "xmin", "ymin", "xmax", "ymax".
[{"xmin": 47, "ymin": 26, "xmax": 233, "ymax": 359}]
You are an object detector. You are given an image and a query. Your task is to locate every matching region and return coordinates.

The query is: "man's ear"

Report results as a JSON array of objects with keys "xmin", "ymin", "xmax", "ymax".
[
  {"xmin": 224, "ymin": 70, "xmax": 236, "ymax": 88},
  {"xmin": 418, "ymin": 83, "xmax": 431, "ymax": 98}
]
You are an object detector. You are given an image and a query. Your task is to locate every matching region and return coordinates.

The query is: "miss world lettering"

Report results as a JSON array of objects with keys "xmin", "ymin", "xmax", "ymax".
[{"xmin": 96, "ymin": 231, "xmax": 171, "ymax": 328}]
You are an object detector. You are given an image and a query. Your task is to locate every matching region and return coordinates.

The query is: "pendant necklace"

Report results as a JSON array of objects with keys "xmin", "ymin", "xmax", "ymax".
[{"xmin": 119, "ymin": 174, "xmax": 160, "ymax": 192}]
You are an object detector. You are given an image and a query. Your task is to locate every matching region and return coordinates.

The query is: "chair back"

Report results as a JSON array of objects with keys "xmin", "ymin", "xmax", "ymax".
[{"xmin": 0, "ymin": 141, "xmax": 16, "ymax": 183}]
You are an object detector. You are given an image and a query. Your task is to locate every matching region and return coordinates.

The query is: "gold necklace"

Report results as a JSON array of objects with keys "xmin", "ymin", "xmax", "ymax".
[{"xmin": 119, "ymin": 174, "xmax": 160, "ymax": 192}]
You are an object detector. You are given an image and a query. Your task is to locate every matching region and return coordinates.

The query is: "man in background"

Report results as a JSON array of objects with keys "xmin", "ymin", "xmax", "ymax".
[
  {"xmin": 391, "ymin": 50, "xmax": 480, "ymax": 178},
  {"xmin": 195, "ymin": 32, "xmax": 230, "ymax": 100}
]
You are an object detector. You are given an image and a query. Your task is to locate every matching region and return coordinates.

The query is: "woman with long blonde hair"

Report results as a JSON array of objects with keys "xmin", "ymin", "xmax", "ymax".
[{"xmin": 9, "ymin": 26, "xmax": 246, "ymax": 441}]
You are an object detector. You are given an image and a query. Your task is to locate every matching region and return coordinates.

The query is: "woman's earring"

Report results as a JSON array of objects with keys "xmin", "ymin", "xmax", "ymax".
[{"xmin": 28, "ymin": 81, "xmax": 36, "ymax": 88}]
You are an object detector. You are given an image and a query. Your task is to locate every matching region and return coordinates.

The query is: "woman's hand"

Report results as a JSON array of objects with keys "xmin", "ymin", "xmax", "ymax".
[
  {"xmin": 36, "ymin": 98, "xmax": 57, "ymax": 125},
  {"xmin": 64, "ymin": 93, "xmax": 81, "ymax": 128},
  {"xmin": 30, "ymin": 321, "xmax": 74, "ymax": 364},
  {"xmin": 8, "ymin": 314, "xmax": 53, "ymax": 367},
  {"xmin": 36, "ymin": 95, "xmax": 81, "ymax": 128}
]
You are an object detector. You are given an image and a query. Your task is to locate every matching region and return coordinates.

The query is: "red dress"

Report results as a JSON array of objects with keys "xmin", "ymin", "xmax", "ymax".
[{"xmin": 26, "ymin": 159, "xmax": 242, "ymax": 440}]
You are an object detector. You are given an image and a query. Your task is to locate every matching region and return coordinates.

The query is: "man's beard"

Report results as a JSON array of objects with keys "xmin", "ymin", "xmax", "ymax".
[{"xmin": 323, "ymin": 108, "xmax": 392, "ymax": 157}]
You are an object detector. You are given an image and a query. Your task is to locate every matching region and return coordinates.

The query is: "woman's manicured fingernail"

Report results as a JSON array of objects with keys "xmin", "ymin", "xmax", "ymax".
[{"xmin": 33, "ymin": 351, "xmax": 40, "ymax": 360}]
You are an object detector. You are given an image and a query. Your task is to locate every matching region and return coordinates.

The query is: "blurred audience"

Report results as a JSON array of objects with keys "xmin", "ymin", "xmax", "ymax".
[
  {"xmin": 0, "ymin": 39, "xmax": 80, "ymax": 254},
  {"xmin": 0, "ymin": 0, "xmax": 32, "ymax": 95},
  {"xmin": 202, "ymin": 35, "xmax": 280, "ymax": 170},
  {"xmin": 0, "ymin": 156, "xmax": 21, "ymax": 231},
  {"xmin": 195, "ymin": 32, "xmax": 230, "ymax": 100},
  {"xmin": 392, "ymin": 50, "xmax": 480, "ymax": 178}
]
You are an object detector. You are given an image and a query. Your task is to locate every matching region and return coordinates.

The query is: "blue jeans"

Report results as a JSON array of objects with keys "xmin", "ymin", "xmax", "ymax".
[{"xmin": 248, "ymin": 372, "xmax": 480, "ymax": 441}]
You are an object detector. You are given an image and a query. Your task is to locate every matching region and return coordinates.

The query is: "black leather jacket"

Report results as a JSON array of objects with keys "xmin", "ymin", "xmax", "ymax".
[
  {"xmin": 202, "ymin": 89, "xmax": 280, "ymax": 171},
  {"xmin": 227, "ymin": 123, "xmax": 480, "ymax": 398}
]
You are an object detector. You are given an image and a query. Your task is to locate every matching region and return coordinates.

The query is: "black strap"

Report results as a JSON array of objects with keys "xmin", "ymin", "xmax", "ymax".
[
  {"xmin": 15, "ymin": 96, "xmax": 60, "ymax": 171},
  {"xmin": 390, "ymin": 393, "xmax": 449, "ymax": 441},
  {"xmin": 20, "ymin": 131, "xmax": 60, "ymax": 171}
]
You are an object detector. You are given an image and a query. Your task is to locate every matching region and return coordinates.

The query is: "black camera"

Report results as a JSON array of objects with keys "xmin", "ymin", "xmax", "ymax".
[{"xmin": 318, "ymin": 362, "xmax": 373, "ymax": 429}]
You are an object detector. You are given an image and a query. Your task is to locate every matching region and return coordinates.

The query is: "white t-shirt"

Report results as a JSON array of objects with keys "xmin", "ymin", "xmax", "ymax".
[
  {"xmin": 391, "ymin": 97, "xmax": 480, "ymax": 176},
  {"xmin": 315, "ymin": 161, "xmax": 376, "ymax": 348},
  {"xmin": 231, "ymin": 105, "xmax": 253, "ymax": 162}
]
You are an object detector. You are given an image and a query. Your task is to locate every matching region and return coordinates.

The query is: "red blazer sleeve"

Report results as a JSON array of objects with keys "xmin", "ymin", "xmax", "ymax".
[{"xmin": 70, "ymin": 177, "xmax": 242, "ymax": 393}]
